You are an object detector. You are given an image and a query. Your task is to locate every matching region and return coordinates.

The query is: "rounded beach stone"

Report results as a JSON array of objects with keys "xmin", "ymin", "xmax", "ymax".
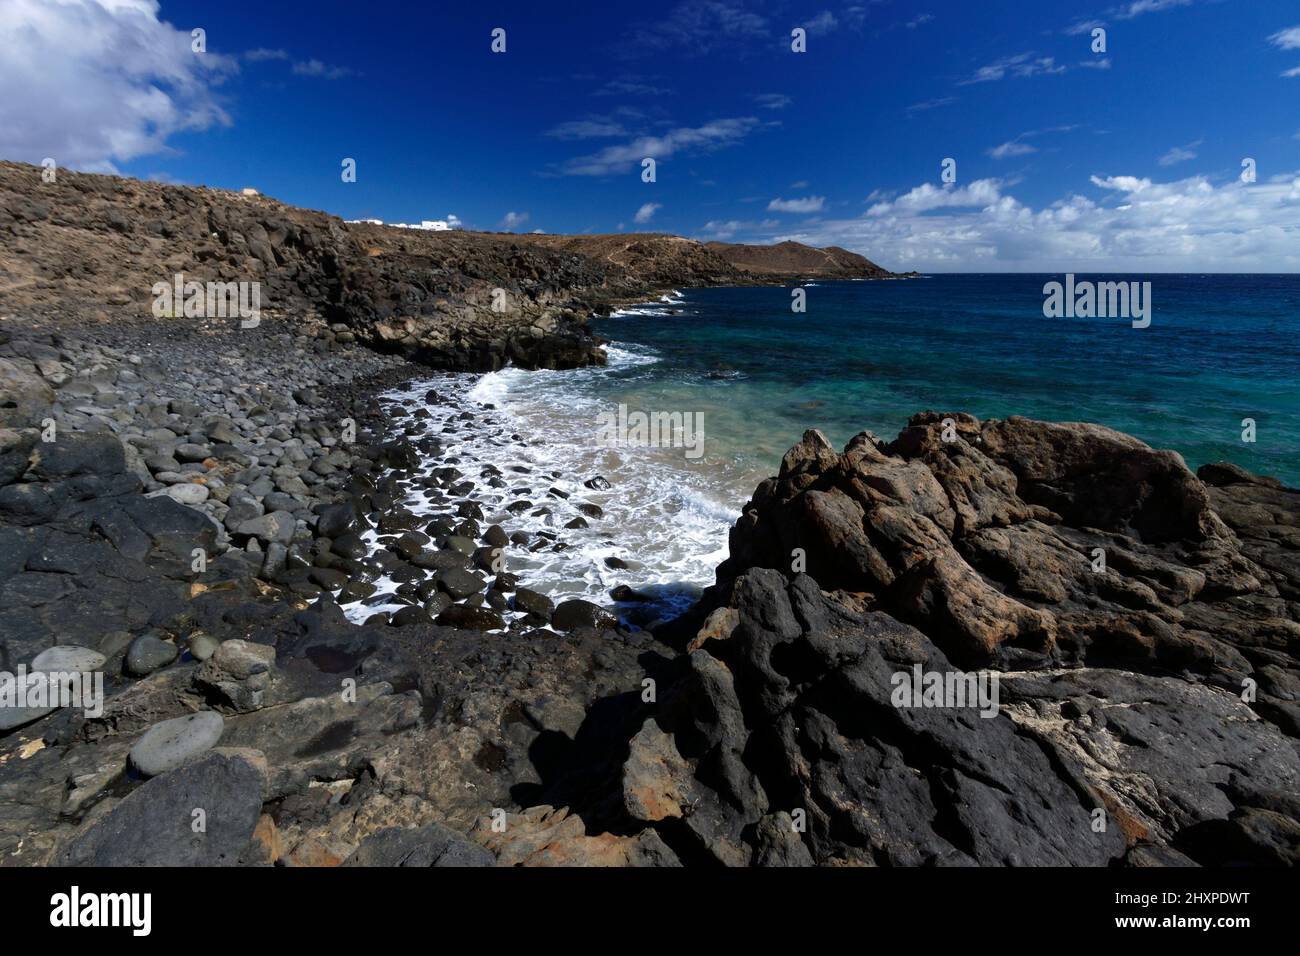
[
  {"xmin": 125, "ymin": 634, "xmax": 179, "ymax": 676},
  {"xmin": 149, "ymin": 483, "xmax": 209, "ymax": 505},
  {"xmin": 31, "ymin": 645, "xmax": 106, "ymax": 673},
  {"xmin": 129, "ymin": 711, "xmax": 226, "ymax": 777},
  {"xmin": 188, "ymin": 633, "xmax": 221, "ymax": 662}
]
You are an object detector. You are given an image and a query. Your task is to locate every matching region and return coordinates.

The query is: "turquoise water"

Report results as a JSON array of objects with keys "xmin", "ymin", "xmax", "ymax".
[
  {"xmin": 449, "ymin": 275, "xmax": 1297, "ymax": 619},
  {"xmin": 589, "ymin": 275, "xmax": 1300, "ymax": 487}
]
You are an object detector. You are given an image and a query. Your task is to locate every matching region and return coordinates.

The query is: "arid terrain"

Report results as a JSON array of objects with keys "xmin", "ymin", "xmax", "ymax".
[{"xmin": 0, "ymin": 163, "xmax": 1296, "ymax": 868}]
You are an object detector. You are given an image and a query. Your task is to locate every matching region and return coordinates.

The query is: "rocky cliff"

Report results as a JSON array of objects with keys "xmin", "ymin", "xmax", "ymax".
[
  {"xmin": 617, "ymin": 414, "xmax": 1300, "ymax": 865},
  {"xmin": 0, "ymin": 162, "xmax": 904, "ymax": 374},
  {"xmin": 0, "ymin": 161, "xmax": 1293, "ymax": 869}
]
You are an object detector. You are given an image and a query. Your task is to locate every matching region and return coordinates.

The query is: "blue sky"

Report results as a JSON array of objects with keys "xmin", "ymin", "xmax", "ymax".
[{"xmin": 2, "ymin": 0, "xmax": 1299, "ymax": 270}]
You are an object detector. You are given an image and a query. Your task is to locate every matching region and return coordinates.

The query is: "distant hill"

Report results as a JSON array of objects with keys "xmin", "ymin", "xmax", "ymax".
[
  {"xmin": 0, "ymin": 161, "xmax": 908, "ymax": 369},
  {"xmin": 512, "ymin": 233, "xmax": 740, "ymax": 288},
  {"xmin": 517, "ymin": 233, "xmax": 906, "ymax": 284},
  {"xmin": 705, "ymin": 239, "xmax": 897, "ymax": 278}
]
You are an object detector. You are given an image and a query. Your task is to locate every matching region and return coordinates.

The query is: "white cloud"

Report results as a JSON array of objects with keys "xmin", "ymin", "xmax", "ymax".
[
  {"xmin": 1270, "ymin": 26, "xmax": 1300, "ymax": 50},
  {"xmin": 767, "ymin": 195, "xmax": 825, "ymax": 213},
  {"xmin": 500, "ymin": 211, "xmax": 529, "ymax": 229},
  {"xmin": 754, "ymin": 93, "xmax": 792, "ymax": 110},
  {"xmin": 699, "ymin": 219, "xmax": 746, "ymax": 240},
  {"xmin": 1115, "ymin": 0, "xmax": 1193, "ymax": 19},
  {"xmin": 868, "ymin": 180, "xmax": 1005, "ymax": 215},
  {"xmin": 697, "ymin": 217, "xmax": 779, "ymax": 240},
  {"xmin": 1089, "ymin": 174, "xmax": 1151, "ymax": 192},
  {"xmin": 292, "ymin": 59, "xmax": 353, "ymax": 79},
  {"xmin": 624, "ymin": 2, "xmax": 767, "ymax": 55},
  {"xmin": 545, "ymin": 118, "xmax": 629, "ymax": 140},
  {"xmin": 906, "ymin": 14, "xmax": 934, "ymax": 29},
  {"xmin": 556, "ymin": 117, "xmax": 760, "ymax": 176},
  {"xmin": 756, "ymin": 171, "xmax": 1300, "ymax": 272},
  {"xmin": 1157, "ymin": 140, "xmax": 1200, "ymax": 166},
  {"xmin": 1064, "ymin": 19, "xmax": 1106, "ymax": 36},
  {"xmin": 0, "ymin": 0, "xmax": 235, "ymax": 171},
  {"xmin": 962, "ymin": 53, "xmax": 1067, "ymax": 84},
  {"xmin": 804, "ymin": 11, "xmax": 839, "ymax": 36},
  {"xmin": 595, "ymin": 76, "xmax": 671, "ymax": 96},
  {"xmin": 988, "ymin": 141, "xmax": 1037, "ymax": 159},
  {"xmin": 1283, "ymin": 66, "xmax": 1300, "ymax": 79},
  {"xmin": 906, "ymin": 96, "xmax": 957, "ymax": 113},
  {"xmin": 633, "ymin": 202, "xmax": 662, "ymax": 224}
]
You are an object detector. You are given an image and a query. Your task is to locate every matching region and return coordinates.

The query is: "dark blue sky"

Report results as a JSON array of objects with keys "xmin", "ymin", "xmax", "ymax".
[{"xmin": 4, "ymin": 0, "xmax": 1300, "ymax": 270}]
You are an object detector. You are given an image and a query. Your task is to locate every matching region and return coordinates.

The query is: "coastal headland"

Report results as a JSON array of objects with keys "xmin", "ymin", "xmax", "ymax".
[{"xmin": 0, "ymin": 162, "xmax": 1295, "ymax": 868}]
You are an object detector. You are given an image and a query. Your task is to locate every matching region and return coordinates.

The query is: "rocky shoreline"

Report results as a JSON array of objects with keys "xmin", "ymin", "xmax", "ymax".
[
  {"xmin": 1, "ymin": 162, "xmax": 1296, "ymax": 867},
  {"xmin": 3, "ymin": 309, "xmax": 1297, "ymax": 866},
  {"xmin": 0, "ymin": 312, "xmax": 686, "ymax": 865}
]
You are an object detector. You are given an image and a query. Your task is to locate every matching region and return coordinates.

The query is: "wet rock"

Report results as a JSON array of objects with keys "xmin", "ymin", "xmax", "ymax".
[
  {"xmin": 438, "ymin": 567, "xmax": 486, "ymax": 600},
  {"xmin": 513, "ymin": 587, "xmax": 555, "ymax": 620},
  {"xmin": 390, "ymin": 605, "xmax": 431, "ymax": 627},
  {"xmin": 551, "ymin": 599, "xmax": 616, "ymax": 632},
  {"xmin": 436, "ymin": 604, "xmax": 504, "ymax": 631},
  {"xmin": 444, "ymin": 535, "xmax": 477, "ymax": 556},
  {"xmin": 315, "ymin": 501, "xmax": 360, "ymax": 538}
]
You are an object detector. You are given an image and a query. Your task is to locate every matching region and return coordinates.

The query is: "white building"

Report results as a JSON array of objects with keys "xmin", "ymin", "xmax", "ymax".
[{"xmin": 345, "ymin": 216, "xmax": 462, "ymax": 231}]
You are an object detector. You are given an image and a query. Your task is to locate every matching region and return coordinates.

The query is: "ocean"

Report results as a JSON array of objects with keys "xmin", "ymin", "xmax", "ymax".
[{"xmin": 353, "ymin": 274, "xmax": 1300, "ymax": 625}]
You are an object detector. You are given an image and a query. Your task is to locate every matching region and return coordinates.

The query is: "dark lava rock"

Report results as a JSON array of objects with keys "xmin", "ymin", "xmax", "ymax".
[
  {"xmin": 315, "ymin": 501, "xmax": 361, "ymax": 538},
  {"xmin": 551, "ymin": 599, "xmax": 616, "ymax": 632},
  {"xmin": 436, "ymin": 604, "xmax": 505, "ymax": 631},
  {"xmin": 390, "ymin": 605, "xmax": 431, "ymax": 627},
  {"xmin": 58, "ymin": 750, "xmax": 265, "ymax": 866},
  {"xmin": 438, "ymin": 567, "xmax": 486, "ymax": 600},
  {"xmin": 513, "ymin": 587, "xmax": 555, "ymax": 620}
]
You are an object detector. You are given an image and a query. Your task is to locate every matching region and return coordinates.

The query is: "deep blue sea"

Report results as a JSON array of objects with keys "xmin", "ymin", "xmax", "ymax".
[
  {"xmin": 595, "ymin": 274, "xmax": 1300, "ymax": 487},
  {"xmin": 385, "ymin": 274, "xmax": 1299, "ymax": 622}
]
